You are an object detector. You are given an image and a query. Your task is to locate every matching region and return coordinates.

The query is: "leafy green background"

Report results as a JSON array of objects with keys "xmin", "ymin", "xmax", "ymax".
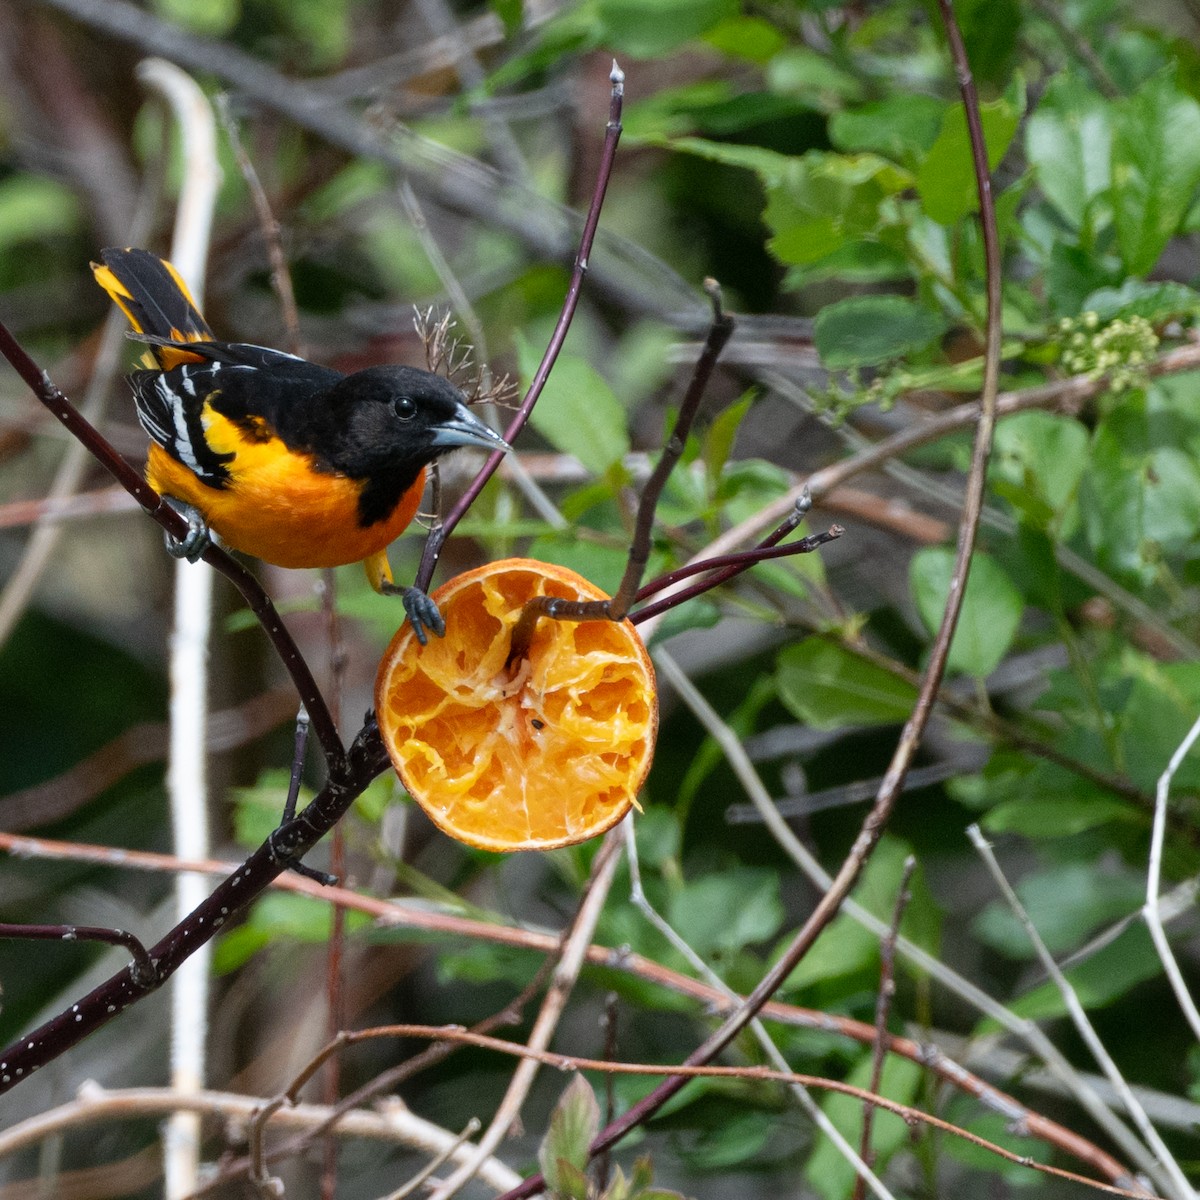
[{"xmin": 4, "ymin": 0, "xmax": 1200, "ymax": 1196}]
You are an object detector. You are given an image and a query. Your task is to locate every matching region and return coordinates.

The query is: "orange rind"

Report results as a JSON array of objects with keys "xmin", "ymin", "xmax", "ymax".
[{"xmin": 375, "ymin": 558, "xmax": 658, "ymax": 852}]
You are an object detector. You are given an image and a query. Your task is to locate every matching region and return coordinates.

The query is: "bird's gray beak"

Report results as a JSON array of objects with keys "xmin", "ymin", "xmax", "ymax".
[{"xmin": 431, "ymin": 402, "xmax": 511, "ymax": 454}]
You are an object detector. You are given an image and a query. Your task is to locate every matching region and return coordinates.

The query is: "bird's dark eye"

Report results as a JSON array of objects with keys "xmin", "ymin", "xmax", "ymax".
[{"xmin": 394, "ymin": 396, "xmax": 417, "ymax": 421}]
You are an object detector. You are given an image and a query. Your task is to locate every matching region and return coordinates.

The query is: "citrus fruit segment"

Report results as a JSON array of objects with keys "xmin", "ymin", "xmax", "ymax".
[{"xmin": 375, "ymin": 558, "xmax": 658, "ymax": 852}]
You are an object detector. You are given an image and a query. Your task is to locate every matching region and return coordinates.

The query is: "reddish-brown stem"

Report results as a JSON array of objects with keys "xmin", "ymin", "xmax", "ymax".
[
  {"xmin": 852, "ymin": 856, "xmax": 915, "ymax": 1200},
  {"xmin": 414, "ymin": 62, "xmax": 625, "ymax": 594},
  {"xmin": 0, "ymin": 319, "xmax": 345, "ymax": 766},
  {"xmin": 630, "ymin": 527, "xmax": 842, "ymax": 625},
  {"xmin": 0, "ymin": 922, "xmax": 155, "ymax": 986},
  {"xmin": 505, "ymin": 280, "xmax": 736, "ymax": 660}
]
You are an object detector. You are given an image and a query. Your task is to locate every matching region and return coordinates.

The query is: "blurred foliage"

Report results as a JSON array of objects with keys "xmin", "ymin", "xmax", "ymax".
[{"xmin": 4, "ymin": 0, "xmax": 1200, "ymax": 1197}]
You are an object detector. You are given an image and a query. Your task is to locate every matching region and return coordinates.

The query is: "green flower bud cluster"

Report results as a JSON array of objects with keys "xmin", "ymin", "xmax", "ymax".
[{"xmin": 1055, "ymin": 311, "xmax": 1158, "ymax": 393}]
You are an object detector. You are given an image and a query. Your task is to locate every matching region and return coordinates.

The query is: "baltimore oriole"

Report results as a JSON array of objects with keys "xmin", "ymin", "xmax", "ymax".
[{"xmin": 92, "ymin": 248, "xmax": 509, "ymax": 641}]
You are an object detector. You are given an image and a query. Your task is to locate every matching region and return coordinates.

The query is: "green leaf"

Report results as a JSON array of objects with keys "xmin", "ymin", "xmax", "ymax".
[
  {"xmin": 1083, "ymin": 279, "xmax": 1200, "ymax": 323},
  {"xmin": 776, "ymin": 640, "xmax": 918, "ymax": 729},
  {"xmin": 765, "ymin": 48, "xmax": 864, "ymax": 110},
  {"xmin": 975, "ymin": 862, "xmax": 1144, "ymax": 959},
  {"xmin": 595, "ymin": 0, "xmax": 736, "ymax": 58},
  {"xmin": 703, "ymin": 393, "xmax": 753, "ymax": 480},
  {"xmin": 991, "ymin": 410, "xmax": 1089, "ymax": 522},
  {"xmin": 1025, "ymin": 74, "xmax": 1112, "ymax": 229},
  {"xmin": 1111, "ymin": 71, "xmax": 1200, "ymax": 274},
  {"xmin": 916, "ymin": 86, "xmax": 1024, "ymax": 225},
  {"xmin": 829, "ymin": 95, "xmax": 946, "ymax": 166},
  {"xmin": 910, "ymin": 548, "xmax": 1024, "ymax": 678},
  {"xmin": 492, "ymin": 0, "xmax": 523, "ymax": 36},
  {"xmin": 785, "ymin": 836, "xmax": 940, "ymax": 991},
  {"xmin": 702, "ymin": 15, "xmax": 784, "ymax": 63},
  {"xmin": 0, "ymin": 176, "xmax": 82, "ymax": 251},
  {"xmin": 765, "ymin": 153, "xmax": 913, "ymax": 265},
  {"xmin": 667, "ymin": 868, "xmax": 784, "ymax": 959},
  {"xmin": 1081, "ymin": 400, "xmax": 1200, "ymax": 577},
  {"xmin": 814, "ymin": 295, "xmax": 949, "ymax": 368},
  {"xmin": 1000, "ymin": 924, "xmax": 1163, "ymax": 1020},
  {"xmin": 214, "ymin": 894, "xmax": 369, "ymax": 973},
  {"xmin": 653, "ymin": 135, "xmax": 794, "ymax": 183},
  {"xmin": 982, "ymin": 793, "xmax": 1134, "ymax": 838},
  {"xmin": 540, "ymin": 1076, "xmax": 600, "ymax": 1195},
  {"xmin": 1118, "ymin": 662, "xmax": 1200, "ymax": 790},
  {"xmin": 152, "ymin": 0, "xmax": 238, "ymax": 35},
  {"xmin": 519, "ymin": 341, "xmax": 630, "ymax": 473},
  {"xmin": 231, "ymin": 770, "xmax": 312, "ymax": 849}
]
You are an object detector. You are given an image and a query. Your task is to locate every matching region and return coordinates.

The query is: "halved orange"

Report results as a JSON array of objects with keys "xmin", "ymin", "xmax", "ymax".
[{"xmin": 375, "ymin": 558, "xmax": 658, "ymax": 852}]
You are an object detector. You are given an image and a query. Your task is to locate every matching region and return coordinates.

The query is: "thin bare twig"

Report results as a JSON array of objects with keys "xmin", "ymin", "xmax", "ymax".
[
  {"xmin": 216, "ymin": 93, "xmax": 303, "ymax": 356},
  {"xmin": 425, "ymin": 831, "xmax": 625, "ymax": 1200},
  {"xmin": 651, "ymin": 647, "xmax": 1160, "ymax": 1186},
  {"xmin": 852, "ymin": 856, "xmax": 915, "ymax": 1200},
  {"xmin": 414, "ymin": 62, "xmax": 625, "ymax": 593},
  {"xmin": 312, "ymin": 1025, "xmax": 1167, "ymax": 1200},
  {"xmin": 0, "ymin": 922, "xmax": 155, "ymax": 986},
  {"xmin": 0, "ymin": 1083, "xmax": 522, "ymax": 1195},
  {"xmin": 969, "ymin": 827, "xmax": 1190, "ymax": 1200},
  {"xmin": 622, "ymin": 821, "xmax": 897, "ymax": 1200},
  {"xmin": 1144, "ymin": 712, "xmax": 1200, "ymax": 1041},
  {"xmin": 495, "ymin": 11, "xmax": 1008, "ymax": 1196}
]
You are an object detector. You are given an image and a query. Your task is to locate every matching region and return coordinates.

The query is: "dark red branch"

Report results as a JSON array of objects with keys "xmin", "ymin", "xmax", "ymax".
[
  {"xmin": 414, "ymin": 62, "xmax": 626, "ymax": 593},
  {"xmin": 0, "ymin": 724, "xmax": 389, "ymax": 1093},
  {"xmin": 0, "ymin": 320, "xmax": 345, "ymax": 766}
]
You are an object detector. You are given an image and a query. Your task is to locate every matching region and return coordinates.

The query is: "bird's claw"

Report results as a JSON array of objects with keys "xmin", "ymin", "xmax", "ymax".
[
  {"xmin": 399, "ymin": 586, "xmax": 446, "ymax": 646},
  {"xmin": 162, "ymin": 498, "xmax": 211, "ymax": 563}
]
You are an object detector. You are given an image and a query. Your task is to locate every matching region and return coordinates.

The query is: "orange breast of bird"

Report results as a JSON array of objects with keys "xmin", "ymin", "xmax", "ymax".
[{"xmin": 146, "ymin": 422, "xmax": 426, "ymax": 570}]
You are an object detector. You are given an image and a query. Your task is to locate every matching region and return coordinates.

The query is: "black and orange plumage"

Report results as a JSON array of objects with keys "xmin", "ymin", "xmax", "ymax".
[{"xmin": 93, "ymin": 248, "xmax": 509, "ymax": 640}]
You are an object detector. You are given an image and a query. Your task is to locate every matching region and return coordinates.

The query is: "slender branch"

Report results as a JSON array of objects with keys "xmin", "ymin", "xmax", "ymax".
[
  {"xmin": 506, "ymin": 281, "xmax": 736, "ymax": 660},
  {"xmin": 0, "ymin": 724, "xmax": 388, "ymax": 1093},
  {"xmin": 1144, "ymin": 712, "xmax": 1200, "ymax": 1040},
  {"xmin": 309, "ymin": 1025, "xmax": 1166, "ymax": 1200},
  {"xmin": 631, "ymin": 528, "xmax": 842, "ymax": 624},
  {"xmin": 0, "ymin": 922, "xmax": 155, "ymax": 986},
  {"xmin": 969, "ymin": 827, "xmax": 1191, "ymax": 1200},
  {"xmin": 217, "ymin": 93, "xmax": 303, "ymax": 355},
  {"xmin": 0, "ymin": 1082, "xmax": 523, "ymax": 1194},
  {"xmin": 852, "ymin": 856, "xmax": 915, "ymax": 1200},
  {"xmin": 425, "ymin": 831, "xmax": 625, "ymax": 1200},
  {"xmin": 414, "ymin": 61, "xmax": 625, "ymax": 593},
  {"xmin": 609, "ymin": 280, "xmax": 734, "ymax": 617},
  {"xmin": 0, "ymin": 319, "xmax": 345, "ymax": 765}
]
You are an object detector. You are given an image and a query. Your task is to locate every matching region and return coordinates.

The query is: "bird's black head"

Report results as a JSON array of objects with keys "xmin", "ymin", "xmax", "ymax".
[
  {"xmin": 318, "ymin": 365, "xmax": 510, "ymax": 527},
  {"xmin": 322, "ymin": 365, "xmax": 508, "ymax": 473}
]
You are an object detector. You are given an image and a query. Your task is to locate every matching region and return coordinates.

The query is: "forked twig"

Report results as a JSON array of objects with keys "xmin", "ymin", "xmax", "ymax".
[
  {"xmin": 307, "ymin": 1024, "xmax": 1166, "ymax": 1200},
  {"xmin": 506, "ymin": 280, "xmax": 736, "ymax": 662},
  {"xmin": 424, "ymin": 832, "xmax": 625, "ymax": 1200},
  {"xmin": 0, "ymin": 829, "xmax": 1149, "ymax": 1192},
  {"xmin": 622, "ymin": 822, "xmax": 897, "ymax": 1200}
]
